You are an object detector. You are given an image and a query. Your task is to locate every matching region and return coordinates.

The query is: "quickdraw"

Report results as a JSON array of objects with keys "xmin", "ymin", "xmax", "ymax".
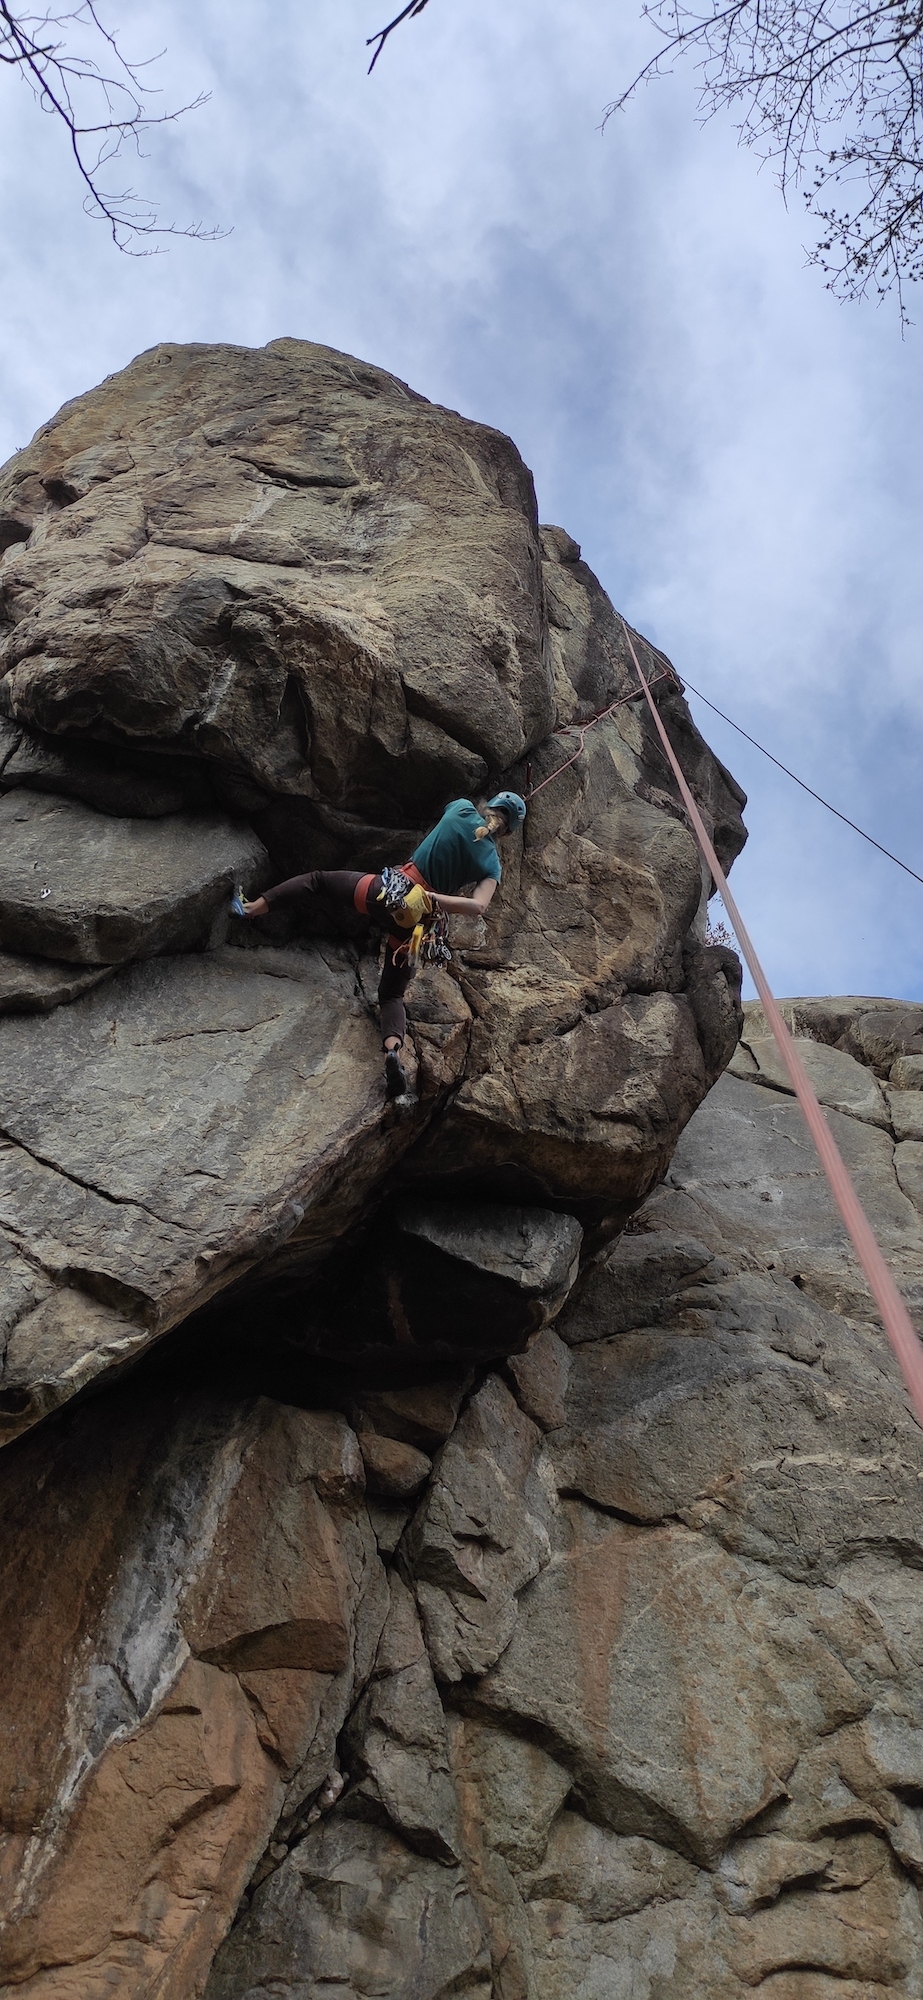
[
  {"xmin": 392, "ymin": 909, "xmax": 451, "ymax": 972},
  {"xmin": 418, "ymin": 911, "xmax": 451, "ymax": 966},
  {"xmin": 377, "ymin": 866, "xmax": 417, "ymax": 918},
  {"xmin": 378, "ymin": 865, "xmax": 452, "ymax": 971}
]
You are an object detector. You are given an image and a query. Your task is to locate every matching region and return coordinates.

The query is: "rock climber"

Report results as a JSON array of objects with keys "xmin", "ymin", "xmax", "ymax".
[{"xmin": 232, "ymin": 793, "xmax": 527, "ymax": 1101}]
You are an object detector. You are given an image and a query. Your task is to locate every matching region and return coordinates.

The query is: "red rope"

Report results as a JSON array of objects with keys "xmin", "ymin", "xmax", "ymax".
[
  {"xmin": 621, "ymin": 616, "xmax": 923, "ymax": 1430},
  {"xmin": 524, "ymin": 669, "xmax": 675, "ymax": 800}
]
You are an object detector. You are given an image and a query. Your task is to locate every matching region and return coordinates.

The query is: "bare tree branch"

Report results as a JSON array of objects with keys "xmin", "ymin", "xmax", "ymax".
[
  {"xmin": 367, "ymin": 0, "xmax": 433, "ymax": 74},
  {"xmin": 0, "ymin": 2, "xmax": 221, "ymax": 251},
  {"xmin": 365, "ymin": 0, "xmax": 923, "ymax": 314},
  {"xmin": 607, "ymin": 0, "xmax": 923, "ymax": 316}
]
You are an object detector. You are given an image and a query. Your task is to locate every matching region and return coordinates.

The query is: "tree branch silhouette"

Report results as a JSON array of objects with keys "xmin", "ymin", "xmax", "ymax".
[
  {"xmin": 365, "ymin": 0, "xmax": 923, "ymax": 313},
  {"xmin": 0, "ymin": 1, "xmax": 221, "ymax": 251},
  {"xmin": 609, "ymin": 0, "xmax": 923, "ymax": 316},
  {"xmin": 367, "ymin": 0, "xmax": 433, "ymax": 74}
]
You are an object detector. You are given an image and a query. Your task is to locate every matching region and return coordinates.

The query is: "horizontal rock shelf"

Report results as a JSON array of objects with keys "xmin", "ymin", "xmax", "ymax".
[
  {"xmin": 0, "ymin": 791, "xmax": 267, "ymax": 963},
  {"xmin": 0, "ymin": 947, "xmax": 112, "ymax": 1014}
]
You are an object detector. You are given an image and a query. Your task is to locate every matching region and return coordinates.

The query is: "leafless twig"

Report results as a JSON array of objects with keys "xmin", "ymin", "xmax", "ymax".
[
  {"xmin": 367, "ymin": 0, "xmax": 433, "ymax": 74},
  {"xmin": 0, "ymin": 1, "xmax": 220, "ymax": 251},
  {"xmin": 608, "ymin": 0, "xmax": 923, "ymax": 316}
]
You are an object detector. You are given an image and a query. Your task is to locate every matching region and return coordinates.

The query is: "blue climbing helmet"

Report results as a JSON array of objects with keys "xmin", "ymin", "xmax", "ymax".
[{"xmin": 488, "ymin": 791, "xmax": 527, "ymax": 830}]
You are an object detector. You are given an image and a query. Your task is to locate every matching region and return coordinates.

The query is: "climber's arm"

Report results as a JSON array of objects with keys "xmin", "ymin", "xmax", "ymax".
[{"xmin": 429, "ymin": 878, "xmax": 498, "ymax": 918}]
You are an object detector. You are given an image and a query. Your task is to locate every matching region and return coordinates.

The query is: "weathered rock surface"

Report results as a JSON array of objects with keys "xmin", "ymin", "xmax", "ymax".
[
  {"xmin": 1, "ymin": 340, "xmax": 837, "ymax": 1996},
  {"xmin": 5, "ymin": 995, "xmax": 923, "ymax": 1995},
  {"xmin": 0, "ymin": 943, "xmax": 456, "ymax": 1439},
  {"xmin": 0, "ymin": 340, "xmax": 745, "ymax": 1433},
  {"xmin": 8, "ymin": 341, "xmax": 922, "ymax": 2000},
  {"xmin": 0, "ymin": 1392, "xmax": 387, "ymax": 1998},
  {"xmin": 0, "ymin": 790, "xmax": 266, "ymax": 963},
  {"xmin": 0, "ymin": 950, "xmax": 111, "ymax": 1015}
]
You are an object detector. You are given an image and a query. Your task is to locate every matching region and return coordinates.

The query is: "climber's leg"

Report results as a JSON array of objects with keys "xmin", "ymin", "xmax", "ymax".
[
  {"xmin": 263, "ymin": 870, "xmax": 367, "ymax": 914},
  {"xmin": 235, "ymin": 870, "xmax": 389, "ymax": 920}
]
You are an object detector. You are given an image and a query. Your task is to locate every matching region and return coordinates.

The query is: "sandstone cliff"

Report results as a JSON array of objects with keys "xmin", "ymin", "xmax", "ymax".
[{"xmin": 3, "ymin": 343, "xmax": 919, "ymax": 2000}]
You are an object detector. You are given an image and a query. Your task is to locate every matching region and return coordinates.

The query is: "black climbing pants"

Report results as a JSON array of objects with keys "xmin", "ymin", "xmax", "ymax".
[{"xmin": 261, "ymin": 869, "xmax": 413, "ymax": 1046}]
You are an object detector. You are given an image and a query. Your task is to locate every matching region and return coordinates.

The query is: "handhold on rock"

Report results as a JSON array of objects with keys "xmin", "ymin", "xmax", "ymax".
[{"xmin": 359, "ymin": 1431, "xmax": 432, "ymax": 1500}]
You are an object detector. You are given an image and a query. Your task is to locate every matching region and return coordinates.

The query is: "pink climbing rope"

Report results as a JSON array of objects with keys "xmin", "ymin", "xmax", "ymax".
[
  {"xmin": 524, "ymin": 669, "xmax": 674, "ymax": 800},
  {"xmin": 621, "ymin": 618, "xmax": 923, "ymax": 1429}
]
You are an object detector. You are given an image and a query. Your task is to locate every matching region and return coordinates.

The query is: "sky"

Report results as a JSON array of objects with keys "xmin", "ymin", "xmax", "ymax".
[{"xmin": 1, "ymin": 0, "xmax": 921, "ymax": 1002}]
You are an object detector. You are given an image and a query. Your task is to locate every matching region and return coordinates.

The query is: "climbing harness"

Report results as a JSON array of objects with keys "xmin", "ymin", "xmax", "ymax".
[
  {"xmin": 376, "ymin": 865, "xmax": 450, "ymax": 971},
  {"xmin": 620, "ymin": 617, "xmax": 923, "ymax": 1431}
]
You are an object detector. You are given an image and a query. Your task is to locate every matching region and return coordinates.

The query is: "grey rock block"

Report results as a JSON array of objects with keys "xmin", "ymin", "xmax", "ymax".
[
  {"xmin": 0, "ymin": 944, "xmax": 446, "ymax": 1440},
  {"xmin": 0, "ymin": 948, "xmax": 112, "ymax": 1015},
  {"xmin": 505, "ymin": 1326, "xmax": 571, "ymax": 1430},
  {"xmin": 477, "ymin": 1517, "xmax": 867, "ymax": 1864},
  {"xmin": 342, "ymin": 1577, "xmax": 462, "ymax": 1863},
  {"xmin": 888, "ymin": 1088, "xmax": 923, "ymax": 1141},
  {"xmin": 890, "ymin": 1053, "xmax": 923, "ymax": 1091},
  {"xmin": 558, "ymin": 1227, "xmax": 714, "ymax": 1343},
  {"xmin": 663, "ymin": 1070, "xmax": 923, "ymax": 1308},
  {"xmin": 406, "ymin": 1375, "xmax": 553, "ymax": 1682},
  {"xmin": 354, "ymin": 1379, "xmax": 472, "ymax": 1453},
  {"xmin": 743, "ymin": 1033, "xmax": 890, "ymax": 1127},
  {"xmin": 1, "ymin": 726, "xmax": 217, "ymax": 817},
  {"xmin": 358, "ymin": 1431, "xmax": 432, "ymax": 1500},
  {"xmin": 0, "ymin": 792, "xmax": 268, "ymax": 964},
  {"xmin": 386, "ymin": 1199, "xmax": 583, "ymax": 1349},
  {"xmin": 204, "ymin": 1819, "xmax": 490, "ymax": 2000},
  {"xmin": 845, "ymin": 1005, "xmax": 923, "ymax": 1072},
  {"xmin": 396, "ymin": 1200, "xmax": 583, "ymax": 1304}
]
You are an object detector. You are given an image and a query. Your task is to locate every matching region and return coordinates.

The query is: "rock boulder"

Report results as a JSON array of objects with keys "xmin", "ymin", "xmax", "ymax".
[
  {"xmin": 0, "ymin": 341, "xmax": 818, "ymax": 1998},
  {"xmin": 0, "ymin": 791, "xmax": 267, "ymax": 963},
  {"xmin": 0, "ymin": 340, "xmax": 746, "ymax": 1433}
]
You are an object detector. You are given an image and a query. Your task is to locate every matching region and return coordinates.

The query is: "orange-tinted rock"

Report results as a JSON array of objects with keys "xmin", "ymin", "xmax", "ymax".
[
  {"xmin": 179, "ymin": 1405, "xmax": 354, "ymax": 1673},
  {"xmin": 0, "ymin": 1389, "xmax": 387, "ymax": 1996}
]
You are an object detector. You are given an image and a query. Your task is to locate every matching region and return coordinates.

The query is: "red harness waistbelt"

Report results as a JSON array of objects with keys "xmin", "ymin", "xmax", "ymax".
[{"xmin": 354, "ymin": 872, "xmax": 376, "ymax": 914}]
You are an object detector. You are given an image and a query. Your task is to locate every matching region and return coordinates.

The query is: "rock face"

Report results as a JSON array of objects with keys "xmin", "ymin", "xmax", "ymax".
[
  {"xmin": 0, "ymin": 791, "xmax": 267, "ymax": 964},
  {"xmin": 3, "ymin": 337, "xmax": 853, "ymax": 1995},
  {"xmin": 0, "ymin": 339, "xmax": 745, "ymax": 1438},
  {"xmin": 5, "ymin": 995, "xmax": 923, "ymax": 1996},
  {"xmin": 1, "ymin": 343, "xmax": 920, "ymax": 1996}
]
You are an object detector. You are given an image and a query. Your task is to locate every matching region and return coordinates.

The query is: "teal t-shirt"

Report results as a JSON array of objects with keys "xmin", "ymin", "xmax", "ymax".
[{"xmin": 411, "ymin": 800, "xmax": 502, "ymax": 894}]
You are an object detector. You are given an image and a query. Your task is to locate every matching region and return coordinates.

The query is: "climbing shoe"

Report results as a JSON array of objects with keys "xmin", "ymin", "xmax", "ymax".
[
  {"xmin": 384, "ymin": 1050, "xmax": 407, "ymax": 1100},
  {"xmin": 229, "ymin": 885, "xmax": 248, "ymax": 918}
]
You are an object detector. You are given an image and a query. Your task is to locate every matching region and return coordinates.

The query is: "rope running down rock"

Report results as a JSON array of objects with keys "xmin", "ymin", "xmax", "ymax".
[
  {"xmin": 621, "ymin": 614, "xmax": 923, "ymax": 1432},
  {"xmin": 523, "ymin": 668, "xmax": 674, "ymax": 801}
]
